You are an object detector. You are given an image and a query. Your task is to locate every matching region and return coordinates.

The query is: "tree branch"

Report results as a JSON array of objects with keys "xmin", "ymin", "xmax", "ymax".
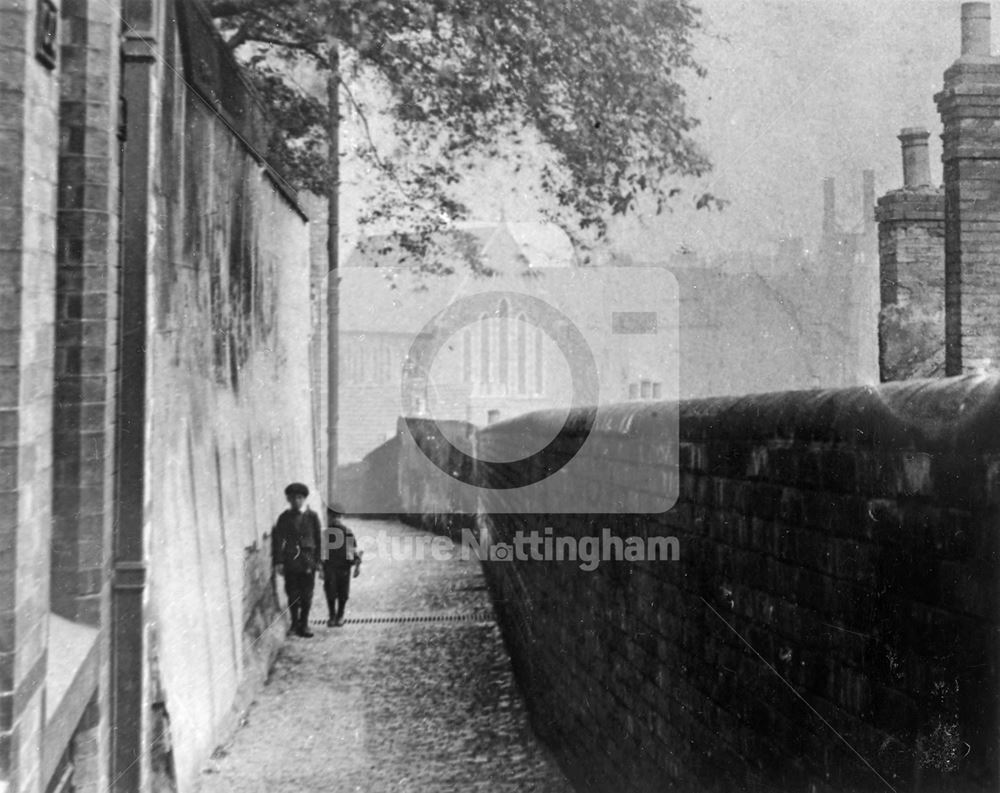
[
  {"xmin": 337, "ymin": 74, "xmax": 426, "ymax": 207},
  {"xmin": 227, "ymin": 21, "xmax": 251, "ymax": 50},
  {"xmin": 207, "ymin": 0, "xmax": 274, "ymax": 18},
  {"xmin": 241, "ymin": 34, "xmax": 329, "ymax": 63},
  {"xmin": 338, "ymin": 77, "xmax": 388, "ymax": 172}
]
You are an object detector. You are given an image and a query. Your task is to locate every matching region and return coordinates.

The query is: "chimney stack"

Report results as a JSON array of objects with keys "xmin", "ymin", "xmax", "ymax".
[
  {"xmin": 898, "ymin": 127, "xmax": 932, "ymax": 188},
  {"xmin": 937, "ymin": 1, "xmax": 1000, "ymax": 375},
  {"xmin": 961, "ymin": 2, "xmax": 991, "ymax": 58},
  {"xmin": 822, "ymin": 177, "xmax": 836, "ymax": 237}
]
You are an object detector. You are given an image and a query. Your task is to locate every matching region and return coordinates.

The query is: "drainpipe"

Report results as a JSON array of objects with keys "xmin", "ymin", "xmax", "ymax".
[
  {"xmin": 326, "ymin": 37, "xmax": 340, "ymax": 502},
  {"xmin": 112, "ymin": 16, "xmax": 154, "ymax": 792}
]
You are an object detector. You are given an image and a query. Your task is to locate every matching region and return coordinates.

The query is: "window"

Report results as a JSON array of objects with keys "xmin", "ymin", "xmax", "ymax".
[
  {"xmin": 479, "ymin": 314, "xmax": 490, "ymax": 387},
  {"xmin": 516, "ymin": 314, "xmax": 527, "ymax": 395},
  {"xmin": 629, "ymin": 380, "xmax": 663, "ymax": 401},
  {"xmin": 462, "ymin": 329, "xmax": 472, "ymax": 384},
  {"xmin": 498, "ymin": 299, "xmax": 509, "ymax": 394},
  {"xmin": 534, "ymin": 327, "xmax": 544, "ymax": 394},
  {"xmin": 378, "ymin": 344, "xmax": 392, "ymax": 383}
]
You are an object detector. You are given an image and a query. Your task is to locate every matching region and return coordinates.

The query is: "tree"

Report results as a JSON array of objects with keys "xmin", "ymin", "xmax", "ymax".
[
  {"xmin": 209, "ymin": 0, "xmax": 718, "ymax": 495},
  {"xmin": 210, "ymin": 0, "xmax": 718, "ymax": 252}
]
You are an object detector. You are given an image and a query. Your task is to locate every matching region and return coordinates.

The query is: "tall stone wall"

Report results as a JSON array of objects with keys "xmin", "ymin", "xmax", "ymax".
[
  {"xmin": 138, "ymin": 7, "xmax": 314, "ymax": 791},
  {"xmin": 396, "ymin": 376, "xmax": 1000, "ymax": 793}
]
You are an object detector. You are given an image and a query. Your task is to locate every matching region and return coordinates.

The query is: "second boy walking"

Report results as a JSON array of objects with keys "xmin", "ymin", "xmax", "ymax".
[{"xmin": 323, "ymin": 503, "xmax": 362, "ymax": 627}]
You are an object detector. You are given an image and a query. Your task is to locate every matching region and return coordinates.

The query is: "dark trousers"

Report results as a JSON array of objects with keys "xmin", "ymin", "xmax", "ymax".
[
  {"xmin": 323, "ymin": 565, "xmax": 352, "ymax": 620},
  {"xmin": 284, "ymin": 570, "xmax": 315, "ymax": 630}
]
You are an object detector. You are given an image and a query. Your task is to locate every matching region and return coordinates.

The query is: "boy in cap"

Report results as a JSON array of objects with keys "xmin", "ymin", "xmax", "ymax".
[
  {"xmin": 272, "ymin": 482, "xmax": 322, "ymax": 638},
  {"xmin": 322, "ymin": 503, "xmax": 362, "ymax": 627}
]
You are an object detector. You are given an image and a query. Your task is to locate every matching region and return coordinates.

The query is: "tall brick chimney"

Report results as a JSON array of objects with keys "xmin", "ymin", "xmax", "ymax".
[
  {"xmin": 899, "ymin": 128, "xmax": 932, "ymax": 188},
  {"xmin": 875, "ymin": 130, "xmax": 945, "ymax": 380},
  {"xmin": 936, "ymin": 1, "xmax": 1000, "ymax": 375}
]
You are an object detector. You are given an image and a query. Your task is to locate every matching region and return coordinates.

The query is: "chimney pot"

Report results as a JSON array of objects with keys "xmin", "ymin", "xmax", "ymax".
[
  {"xmin": 961, "ymin": 2, "xmax": 992, "ymax": 58},
  {"xmin": 898, "ymin": 127, "xmax": 932, "ymax": 188}
]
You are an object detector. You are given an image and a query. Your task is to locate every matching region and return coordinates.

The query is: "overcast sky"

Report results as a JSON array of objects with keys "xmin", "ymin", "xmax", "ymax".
[
  {"xmin": 341, "ymin": 1, "xmax": 974, "ymax": 264},
  {"xmin": 606, "ymin": 0, "xmax": 962, "ymax": 260}
]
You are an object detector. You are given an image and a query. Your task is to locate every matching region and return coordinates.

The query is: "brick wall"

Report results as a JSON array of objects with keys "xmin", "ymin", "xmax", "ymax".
[
  {"xmin": 398, "ymin": 376, "xmax": 1000, "ymax": 793},
  {"xmin": 875, "ymin": 189, "xmax": 945, "ymax": 380},
  {"xmin": 52, "ymin": 0, "xmax": 120, "ymax": 629},
  {"xmin": 936, "ymin": 48, "xmax": 1000, "ymax": 375},
  {"xmin": 49, "ymin": 4, "xmax": 122, "ymax": 789},
  {"xmin": 0, "ymin": 2, "xmax": 60, "ymax": 790}
]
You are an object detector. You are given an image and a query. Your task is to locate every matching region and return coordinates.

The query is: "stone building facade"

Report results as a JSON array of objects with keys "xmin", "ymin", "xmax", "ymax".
[{"xmin": 1, "ymin": 1, "xmax": 316, "ymax": 791}]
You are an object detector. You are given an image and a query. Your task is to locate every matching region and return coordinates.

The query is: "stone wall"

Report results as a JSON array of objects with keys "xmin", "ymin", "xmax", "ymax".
[
  {"xmin": 396, "ymin": 376, "xmax": 999, "ymax": 793},
  {"xmin": 139, "ymin": 5, "xmax": 314, "ymax": 791}
]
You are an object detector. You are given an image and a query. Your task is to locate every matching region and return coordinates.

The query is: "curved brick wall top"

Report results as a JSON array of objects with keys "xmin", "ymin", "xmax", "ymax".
[
  {"xmin": 478, "ymin": 374, "xmax": 1000, "ymax": 452},
  {"xmin": 680, "ymin": 374, "xmax": 1000, "ymax": 449}
]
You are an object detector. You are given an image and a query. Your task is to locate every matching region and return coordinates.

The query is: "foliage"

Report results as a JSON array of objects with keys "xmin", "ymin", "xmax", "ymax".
[{"xmin": 210, "ymin": 0, "xmax": 719, "ymax": 250}]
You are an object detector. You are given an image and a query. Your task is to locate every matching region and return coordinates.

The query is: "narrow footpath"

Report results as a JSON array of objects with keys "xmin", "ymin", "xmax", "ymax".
[{"xmin": 197, "ymin": 518, "xmax": 574, "ymax": 793}]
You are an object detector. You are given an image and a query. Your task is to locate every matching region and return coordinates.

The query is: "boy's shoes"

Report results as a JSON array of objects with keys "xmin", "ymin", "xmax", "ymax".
[
  {"xmin": 327, "ymin": 618, "xmax": 336, "ymax": 627},
  {"xmin": 334, "ymin": 617, "xmax": 346, "ymax": 627},
  {"xmin": 297, "ymin": 627, "xmax": 314, "ymax": 638}
]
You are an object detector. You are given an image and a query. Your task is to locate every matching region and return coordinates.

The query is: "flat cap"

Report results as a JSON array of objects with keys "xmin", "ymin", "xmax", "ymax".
[{"xmin": 284, "ymin": 482, "xmax": 309, "ymax": 497}]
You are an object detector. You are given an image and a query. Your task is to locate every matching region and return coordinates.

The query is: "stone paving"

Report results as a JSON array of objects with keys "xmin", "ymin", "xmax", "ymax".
[{"xmin": 197, "ymin": 519, "xmax": 574, "ymax": 793}]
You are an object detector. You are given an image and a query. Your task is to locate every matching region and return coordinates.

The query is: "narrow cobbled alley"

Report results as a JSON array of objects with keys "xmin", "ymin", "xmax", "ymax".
[{"xmin": 197, "ymin": 519, "xmax": 573, "ymax": 793}]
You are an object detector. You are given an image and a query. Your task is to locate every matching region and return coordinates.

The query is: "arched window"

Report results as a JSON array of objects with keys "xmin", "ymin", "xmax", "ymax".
[
  {"xmin": 534, "ymin": 327, "xmax": 544, "ymax": 394},
  {"xmin": 516, "ymin": 313, "xmax": 527, "ymax": 394},
  {"xmin": 479, "ymin": 313, "xmax": 490, "ymax": 387},
  {"xmin": 462, "ymin": 328, "xmax": 472, "ymax": 384},
  {"xmin": 498, "ymin": 299, "xmax": 509, "ymax": 393}
]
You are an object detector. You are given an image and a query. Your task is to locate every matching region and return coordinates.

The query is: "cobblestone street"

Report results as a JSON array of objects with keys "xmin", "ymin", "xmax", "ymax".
[{"xmin": 197, "ymin": 519, "xmax": 573, "ymax": 793}]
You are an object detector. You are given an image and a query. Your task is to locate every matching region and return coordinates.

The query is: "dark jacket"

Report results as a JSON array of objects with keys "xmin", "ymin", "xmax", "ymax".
[
  {"xmin": 272, "ymin": 507, "xmax": 322, "ymax": 574},
  {"xmin": 323, "ymin": 517, "xmax": 361, "ymax": 569}
]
